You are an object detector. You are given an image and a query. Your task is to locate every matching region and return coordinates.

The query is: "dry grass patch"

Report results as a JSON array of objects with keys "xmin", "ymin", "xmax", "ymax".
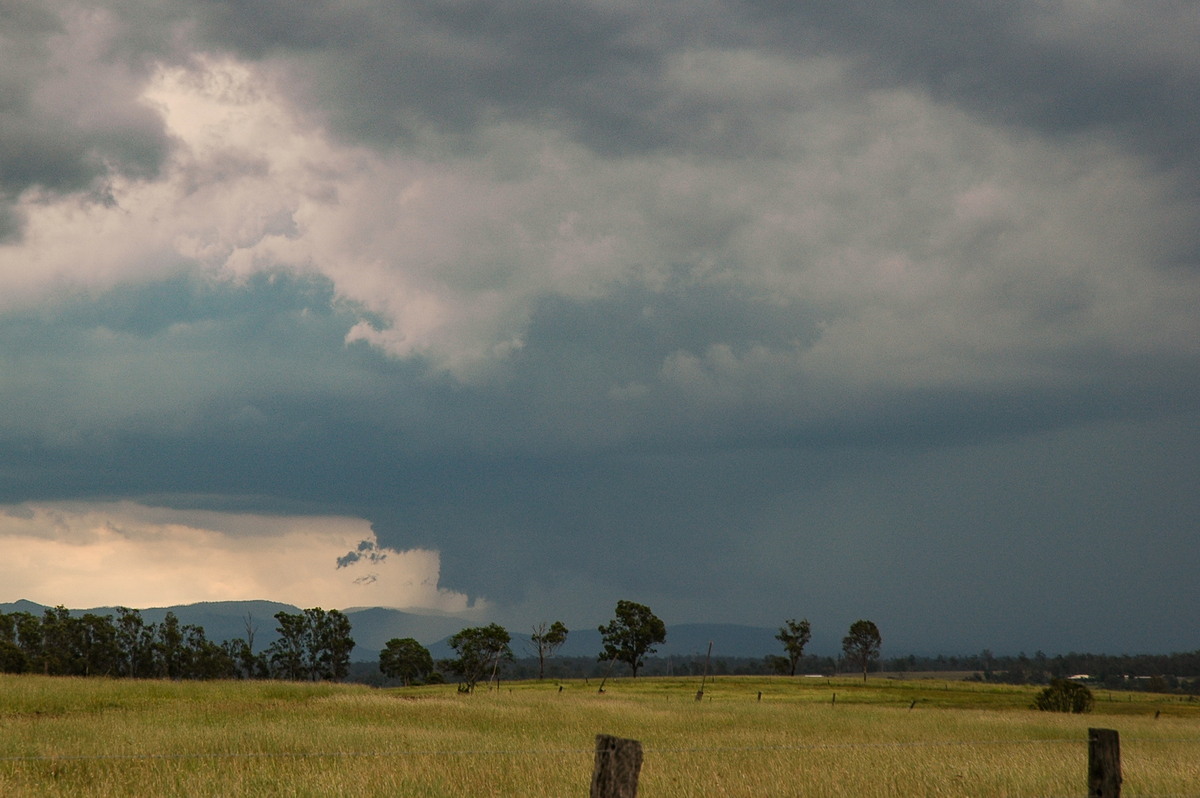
[{"xmin": 1, "ymin": 674, "xmax": 1198, "ymax": 796}]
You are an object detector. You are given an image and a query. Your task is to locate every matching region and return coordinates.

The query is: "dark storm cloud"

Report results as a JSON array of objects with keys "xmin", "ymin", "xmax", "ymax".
[
  {"xmin": 0, "ymin": 269, "xmax": 1196, "ymax": 651},
  {"xmin": 184, "ymin": 0, "xmax": 671, "ymax": 152},
  {"xmin": 2, "ymin": 270, "xmax": 1194, "ymax": 635},
  {"xmin": 2, "ymin": 0, "xmax": 1199, "ymax": 652},
  {"xmin": 7, "ymin": 1, "xmax": 1199, "ymax": 236},
  {"xmin": 739, "ymin": 0, "xmax": 1200, "ymax": 182},
  {"xmin": 166, "ymin": 0, "xmax": 1200, "ymax": 177},
  {"xmin": 0, "ymin": 271, "xmax": 372, "ymax": 456},
  {"xmin": 337, "ymin": 540, "xmax": 387, "ymax": 569},
  {"xmin": 0, "ymin": 0, "xmax": 171, "ymax": 238},
  {"xmin": 6, "ymin": 0, "xmax": 1200, "ymax": 224}
]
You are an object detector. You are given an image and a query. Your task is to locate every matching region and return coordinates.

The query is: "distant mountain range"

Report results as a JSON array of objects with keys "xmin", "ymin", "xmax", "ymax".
[{"xmin": 0, "ymin": 599, "xmax": 780, "ymax": 662}]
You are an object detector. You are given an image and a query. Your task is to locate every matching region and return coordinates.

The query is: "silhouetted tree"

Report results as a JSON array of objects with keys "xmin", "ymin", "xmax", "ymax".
[
  {"xmin": 10, "ymin": 612, "xmax": 42, "ymax": 673},
  {"xmin": 776, "ymin": 618, "xmax": 812, "ymax": 676},
  {"xmin": 842, "ymin": 619, "xmax": 882, "ymax": 682},
  {"xmin": 181, "ymin": 624, "xmax": 236, "ymax": 679},
  {"xmin": 0, "ymin": 612, "xmax": 25, "ymax": 673},
  {"xmin": 40, "ymin": 606, "xmax": 80, "ymax": 675},
  {"xmin": 304, "ymin": 608, "xmax": 356, "ymax": 681},
  {"xmin": 77, "ymin": 613, "xmax": 120, "ymax": 676},
  {"xmin": 267, "ymin": 611, "xmax": 309, "ymax": 680},
  {"xmin": 156, "ymin": 612, "xmax": 187, "ymax": 679},
  {"xmin": 598, "ymin": 600, "xmax": 666, "ymax": 678},
  {"xmin": 379, "ymin": 638, "xmax": 434, "ymax": 686},
  {"xmin": 266, "ymin": 608, "xmax": 355, "ymax": 681},
  {"xmin": 446, "ymin": 624, "xmax": 512, "ymax": 692},
  {"xmin": 530, "ymin": 621, "xmax": 569, "ymax": 679},
  {"xmin": 115, "ymin": 607, "xmax": 156, "ymax": 678}
]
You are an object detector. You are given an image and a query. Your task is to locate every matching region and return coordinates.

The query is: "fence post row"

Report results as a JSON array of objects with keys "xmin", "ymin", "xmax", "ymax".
[
  {"xmin": 591, "ymin": 734, "xmax": 643, "ymax": 798},
  {"xmin": 590, "ymin": 727, "xmax": 1119, "ymax": 796},
  {"xmin": 1088, "ymin": 727, "xmax": 1121, "ymax": 798}
]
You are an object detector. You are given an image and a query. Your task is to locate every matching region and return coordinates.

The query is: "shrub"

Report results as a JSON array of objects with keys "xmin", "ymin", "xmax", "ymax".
[{"xmin": 1034, "ymin": 678, "xmax": 1094, "ymax": 713}]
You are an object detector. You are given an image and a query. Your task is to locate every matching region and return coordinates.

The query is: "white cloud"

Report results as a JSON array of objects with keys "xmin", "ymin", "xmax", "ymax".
[{"xmin": 0, "ymin": 501, "xmax": 479, "ymax": 612}]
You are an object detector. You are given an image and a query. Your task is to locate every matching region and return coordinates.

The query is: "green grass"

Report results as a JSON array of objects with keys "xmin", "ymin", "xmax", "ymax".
[{"xmin": 1, "ymin": 674, "xmax": 1198, "ymax": 796}]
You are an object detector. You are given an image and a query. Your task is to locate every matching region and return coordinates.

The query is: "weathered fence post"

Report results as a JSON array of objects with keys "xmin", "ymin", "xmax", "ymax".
[
  {"xmin": 591, "ymin": 734, "xmax": 643, "ymax": 798},
  {"xmin": 1088, "ymin": 727, "xmax": 1121, "ymax": 798}
]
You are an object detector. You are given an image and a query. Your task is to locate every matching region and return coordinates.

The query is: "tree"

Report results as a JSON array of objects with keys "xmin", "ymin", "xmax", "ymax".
[
  {"xmin": 224, "ymin": 613, "xmax": 267, "ymax": 679},
  {"xmin": 446, "ymin": 624, "xmax": 512, "ymax": 692},
  {"xmin": 1034, "ymin": 679, "xmax": 1094, "ymax": 713},
  {"xmin": 115, "ymin": 607, "xmax": 156, "ymax": 678},
  {"xmin": 156, "ymin": 612, "xmax": 186, "ymax": 679},
  {"xmin": 181, "ymin": 624, "xmax": 236, "ymax": 679},
  {"xmin": 598, "ymin": 600, "xmax": 666, "ymax": 678},
  {"xmin": 0, "ymin": 612, "xmax": 28, "ymax": 673},
  {"xmin": 304, "ymin": 608, "xmax": 355, "ymax": 681},
  {"xmin": 10, "ymin": 612, "xmax": 43, "ymax": 673},
  {"xmin": 529, "ymin": 621, "xmax": 569, "ymax": 680},
  {"xmin": 267, "ymin": 608, "xmax": 355, "ymax": 681},
  {"xmin": 842, "ymin": 619, "xmax": 882, "ymax": 682},
  {"xmin": 40, "ymin": 606, "xmax": 79, "ymax": 675},
  {"xmin": 775, "ymin": 618, "xmax": 812, "ymax": 677},
  {"xmin": 267, "ymin": 611, "xmax": 309, "ymax": 680},
  {"xmin": 0, "ymin": 638, "xmax": 23, "ymax": 673},
  {"xmin": 76, "ymin": 613, "xmax": 120, "ymax": 677},
  {"xmin": 379, "ymin": 638, "xmax": 434, "ymax": 686}
]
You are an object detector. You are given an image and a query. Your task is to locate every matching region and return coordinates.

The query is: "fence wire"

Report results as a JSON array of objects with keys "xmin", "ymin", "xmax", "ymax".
[
  {"xmin": 3, "ymin": 738, "xmax": 1199, "ymax": 798},
  {"xmin": 2, "ymin": 734, "xmax": 1198, "ymax": 762}
]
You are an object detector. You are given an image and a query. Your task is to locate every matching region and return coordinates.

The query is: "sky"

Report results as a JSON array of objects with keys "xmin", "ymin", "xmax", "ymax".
[{"xmin": 1, "ymin": 0, "xmax": 1198, "ymax": 656}]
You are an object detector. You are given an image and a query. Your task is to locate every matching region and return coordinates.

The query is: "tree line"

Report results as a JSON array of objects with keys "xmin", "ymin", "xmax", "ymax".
[
  {"xmin": 8, "ymin": 600, "xmax": 1199, "ymax": 694},
  {"xmin": 0, "ymin": 606, "xmax": 354, "ymax": 681},
  {"xmin": 386, "ymin": 605, "xmax": 884, "ymax": 691},
  {"xmin": 0, "ymin": 599, "xmax": 668, "ymax": 688},
  {"xmin": 382, "ymin": 599, "xmax": 668, "ymax": 691},
  {"xmin": 405, "ymin": 611, "xmax": 1198, "ymax": 694},
  {"xmin": 921, "ymin": 650, "xmax": 1200, "ymax": 692},
  {"xmin": 769, "ymin": 617, "xmax": 882, "ymax": 681}
]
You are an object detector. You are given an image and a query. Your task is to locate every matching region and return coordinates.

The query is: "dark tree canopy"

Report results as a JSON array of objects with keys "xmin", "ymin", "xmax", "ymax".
[
  {"xmin": 379, "ymin": 637, "xmax": 434, "ymax": 686},
  {"xmin": 306, "ymin": 608, "xmax": 356, "ymax": 681},
  {"xmin": 775, "ymin": 618, "xmax": 812, "ymax": 677},
  {"xmin": 267, "ymin": 611, "xmax": 305, "ymax": 680},
  {"xmin": 1034, "ymin": 679, "xmax": 1094, "ymax": 713},
  {"xmin": 598, "ymin": 600, "xmax": 666, "ymax": 678},
  {"xmin": 842, "ymin": 619, "xmax": 882, "ymax": 682},
  {"xmin": 115, "ymin": 607, "xmax": 157, "ymax": 678},
  {"xmin": 0, "ymin": 606, "xmax": 242, "ymax": 680},
  {"xmin": 266, "ymin": 608, "xmax": 355, "ymax": 681},
  {"xmin": 446, "ymin": 623, "xmax": 513, "ymax": 693}
]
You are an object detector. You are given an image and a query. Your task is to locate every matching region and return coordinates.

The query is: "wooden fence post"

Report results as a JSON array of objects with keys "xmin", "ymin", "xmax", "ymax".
[
  {"xmin": 591, "ymin": 734, "xmax": 643, "ymax": 798},
  {"xmin": 1088, "ymin": 727, "xmax": 1121, "ymax": 798}
]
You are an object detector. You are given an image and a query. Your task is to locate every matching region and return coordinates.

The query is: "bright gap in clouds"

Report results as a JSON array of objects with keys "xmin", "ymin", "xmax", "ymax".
[{"xmin": 0, "ymin": 502, "xmax": 479, "ymax": 612}]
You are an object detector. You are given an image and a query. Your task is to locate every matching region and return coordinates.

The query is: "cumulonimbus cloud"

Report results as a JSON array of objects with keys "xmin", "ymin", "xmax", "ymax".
[{"xmin": 4, "ymin": 48, "xmax": 1196, "ymax": 398}]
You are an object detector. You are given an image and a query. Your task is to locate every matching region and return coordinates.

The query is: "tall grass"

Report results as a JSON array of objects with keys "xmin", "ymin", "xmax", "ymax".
[{"xmin": 1, "ymin": 674, "xmax": 1197, "ymax": 796}]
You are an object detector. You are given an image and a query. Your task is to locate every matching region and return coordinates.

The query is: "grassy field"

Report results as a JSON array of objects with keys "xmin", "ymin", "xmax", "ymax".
[{"xmin": 1, "ymin": 673, "xmax": 1198, "ymax": 796}]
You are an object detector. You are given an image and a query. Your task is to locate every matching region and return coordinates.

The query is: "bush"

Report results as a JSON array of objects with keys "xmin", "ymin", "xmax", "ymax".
[{"xmin": 1034, "ymin": 678, "xmax": 1094, "ymax": 713}]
